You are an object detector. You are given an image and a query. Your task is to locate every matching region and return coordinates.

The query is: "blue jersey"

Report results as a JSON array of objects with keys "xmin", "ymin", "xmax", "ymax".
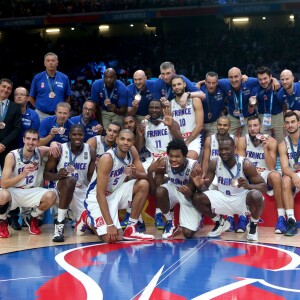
[
  {"xmin": 17, "ymin": 107, "xmax": 41, "ymax": 147},
  {"xmin": 127, "ymin": 80, "xmax": 155, "ymax": 116},
  {"xmin": 200, "ymin": 85, "xmax": 226, "ymax": 123},
  {"xmin": 39, "ymin": 116, "xmax": 73, "ymax": 145},
  {"xmin": 154, "ymin": 75, "xmax": 200, "ymax": 101},
  {"xmin": 250, "ymin": 85, "xmax": 283, "ymax": 115},
  {"xmin": 70, "ymin": 115, "xmax": 100, "ymax": 142},
  {"xmin": 29, "ymin": 71, "xmax": 71, "ymax": 114},
  {"xmin": 91, "ymin": 79, "xmax": 127, "ymax": 111},
  {"xmin": 218, "ymin": 77, "xmax": 258, "ymax": 118},
  {"xmin": 276, "ymin": 82, "xmax": 300, "ymax": 111}
]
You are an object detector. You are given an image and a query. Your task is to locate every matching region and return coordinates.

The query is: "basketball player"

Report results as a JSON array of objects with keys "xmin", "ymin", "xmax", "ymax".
[
  {"xmin": 237, "ymin": 115, "xmax": 285, "ymax": 233},
  {"xmin": 148, "ymin": 139, "xmax": 202, "ymax": 239},
  {"xmin": 170, "ymin": 75, "xmax": 204, "ymax": 160},
  {"xmin": 279, "ymin": 111, "xmax": 300, "ymax": 236},
  {"xmin": 76, "ymin": 129, "xmax": 154, "ymax": 243},
  {"xmin": 44, "ymin": 124, "xmax": 96, "ymax": 242},
  {"xmin": 0, "ymin": 129, "xmax": 56, "ymax": 238},
  {"xmin": 201, "ymin": 115, "xmax": 242, "ymax": 232},
  {"xmin": 87, "ymin": 122, "xmax": 121, "ymax": 162},
  {"xmin": 192, "ymin": 136, "xmax": 267, "ymax": 241},
  {"xmin": 135, "ymin": 100, "xmax": 182, "ymax": 229}
]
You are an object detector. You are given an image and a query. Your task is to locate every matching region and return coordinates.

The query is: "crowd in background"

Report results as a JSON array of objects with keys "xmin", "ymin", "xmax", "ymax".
[{"xmin": 0, "ymin": 0, "xmax": 273, "ymax": 18}]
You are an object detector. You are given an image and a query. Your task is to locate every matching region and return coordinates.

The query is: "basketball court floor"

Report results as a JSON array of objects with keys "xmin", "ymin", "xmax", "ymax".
[{"xmin": 1, "ymin": 222, "xmax": 300, "ymax": 300}]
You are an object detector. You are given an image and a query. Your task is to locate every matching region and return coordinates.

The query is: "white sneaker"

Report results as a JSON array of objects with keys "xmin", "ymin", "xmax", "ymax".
[
  {"xmin": 123, "ymin": 224, "xmax": 154, "ymax": 241},
  {"xmin": 247, "ymin": 222, "xmax": 258, "ymax": 241},
  {"xmin": 207, "ymin": 218, "xmax": 230, "ymax": 238},
  {"xmin": 162, "ymin": 220, "xmax": 178, "ymax": 239}
]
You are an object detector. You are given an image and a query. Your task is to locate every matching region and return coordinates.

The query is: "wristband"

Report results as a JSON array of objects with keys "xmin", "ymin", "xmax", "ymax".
[{"xmin": 106, "ymin": 224, "xmax": 114, "ymax": 227}]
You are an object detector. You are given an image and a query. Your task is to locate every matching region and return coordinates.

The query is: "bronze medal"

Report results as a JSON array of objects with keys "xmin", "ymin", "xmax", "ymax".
[
  {"xmin": 49, "ymin": 92, "xmax": 56, "ymax": 98},
  {"xmin": 293, "ymin": 163, "xmax": 300, "ymax": 170},
  {"xmin": 231, "ymin": 178, "xmax": 239, "ymax": 187},
  {"xmin": 233, "ymin": 110, "xmax": 240, "ymax": 117},
  {"xmin": 58, "ymin": 127, "xmax": 65, "ymax": 135},
  {"xmin": 66, "ymin": 164, "xmax": 75, "ymax": 173}
]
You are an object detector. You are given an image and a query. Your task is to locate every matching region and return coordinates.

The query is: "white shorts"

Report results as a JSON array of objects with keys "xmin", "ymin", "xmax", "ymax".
[
  {"xmin": 186, "ymin": 136, "xmax": 202, "ymax": 156},
  {"xmin": 209, "ymin": 175, "xmax": 218, "ymax": 190},
  {"xmin": 258, "ymin": 169, "xmax": 275, "ymax": 196},
  {"xmin": 203, "ymin": 190, "xmax": 254, "ymax": 216},
  {"xmin": 70, "ymin": 186, "xmax": 88, "ymax": 221},
  {"xmin": 162, "ymin": 183, "xmax": 202, "ymax": 231},
  {"xmin": 8, "ymin": 187, "xmax": 53, "ymax": 211},
  {"xmin": 84, "ymin": 179, "xmax": 136, "ymax": 236}
]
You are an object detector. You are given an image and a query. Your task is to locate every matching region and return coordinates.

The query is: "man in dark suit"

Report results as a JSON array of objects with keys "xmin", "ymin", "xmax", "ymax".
[{"xmin": 0, "ymin": 78, "xmax": 22, "ymax": 232}]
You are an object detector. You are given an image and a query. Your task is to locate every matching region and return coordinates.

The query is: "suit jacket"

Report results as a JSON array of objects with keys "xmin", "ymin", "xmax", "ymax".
[{"xmin": 0, "ymin": 100, "xmax": 22, "ymax": 169}]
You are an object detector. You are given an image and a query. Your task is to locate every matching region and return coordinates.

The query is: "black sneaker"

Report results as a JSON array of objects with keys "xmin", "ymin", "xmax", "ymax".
[
  {"xmin": 137, "ymin": 221, "xmax": 146, "ymax": 233},
  {"xmin": 247, "ymin": 222, "xmax": 258, "ymax": 241},
  {"xmin": 8, "ymin": 217, "xmax": 22, "ymax": 231},
  {"xmin": 284, "ymin": 218, "xmax": 298, "ymax": 236},
  {"xmin": 53, "ymin": 220, "xmax": 65, "ymax": 242}
]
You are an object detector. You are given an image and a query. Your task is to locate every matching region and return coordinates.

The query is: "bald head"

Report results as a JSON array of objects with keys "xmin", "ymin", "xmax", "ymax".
[
  {"xmin": 280, "ymin": 69, "xmax": 294, "ymax": 92},
  {"xmin": 133, "ymin": 70, "xmax": 147, "ymax": 90},
  {"xmin": 104, "ymin": 68, "xmax": 117, "ymax": 88},
  {"xmin": 228, "ymin": 67, "xmax": 242, "ymax": 90}
]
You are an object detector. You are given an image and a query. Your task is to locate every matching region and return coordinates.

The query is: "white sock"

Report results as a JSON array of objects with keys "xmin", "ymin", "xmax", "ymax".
[
  {"xmin": 286, "ymin": 209, "xmax": 296, "ymax": 221},
  {"xmin": 250, "ymin": 217, "xmax": 259, "ymax": 223},
  {"xmin": 163, "ymin": 212, "xmax": 172, "ymax": 221},
  {"xmin": 0, "ymin": 214, "xmax": 7, "ymax": 220},
  {"xmin": 212, "ymin": 215, "xmax": 221, "ymax": 222},
  {"xmin": 126, "ymin": 207, "xmax": 131, "ymax": 213},
  {"xmin": 155, "ymin": 208, "xmax": 162, "ymax": 214},
  {"xmin": 57, "ymin": 208, "xmax": 68, "ymax": 222},
  {"xmin": 277, "ymin": 208, "xmax": 285, "ymax": 217},
  {"xmin": 31, "ymin": 207, "xmax": 44, "ymax": 218},
  {"xmin": 128, "ymin": 217, "xmax": 138, "ymax": 225}
]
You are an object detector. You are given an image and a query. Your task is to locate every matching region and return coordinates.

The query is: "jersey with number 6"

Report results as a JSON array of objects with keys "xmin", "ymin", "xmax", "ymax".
[{"xmin": 10, "ymin": 148, "xmax": 42, "ymax": 188}]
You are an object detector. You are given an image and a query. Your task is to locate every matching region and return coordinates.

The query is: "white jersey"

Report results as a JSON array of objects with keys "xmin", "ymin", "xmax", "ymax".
[
  {"xmin": 245, "ymin": 134, "xmax": 268, "ymax": 171},
  {"xmin": 215, "ymin": 155, "xmax": 247, "ymax": 196},
  {"xmin": 284, "ymin": 136, "xmax": 298, "ymax": 170},
  {"xmin": 166, "ymin": 158, "xmax": 197, "ymax": 188},
  {"xmin": 57, "ymin": 143, "xmax": 91, "ymax": 187},
  {"xmin": 210, "ymin": 133, "xmax": 234, "ymax": 160},
  {"xmin": 10, "ymin": 148, "xmax": 42, "ymax": 188},
  {"xmin": 171, "ymin": 98, "xmax": 199, "ymax": 140},
  {"xmin": 94, "ymin": 136, "xmax": 109, "ymax": 158},
  {"xmin": 88, "ymin": 148, "xmax": 133, "ymax": 196},
  {"xmin": 145, "ymin": 121, "xmax": 172, "ymax": 158}
]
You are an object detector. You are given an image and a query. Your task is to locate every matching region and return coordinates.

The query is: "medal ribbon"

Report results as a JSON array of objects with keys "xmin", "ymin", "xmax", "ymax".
[
  {"xmin": 113, "ymin": 148, "xmax": 132, "ymax": 166},
  {"xmin": 288, "ymin": 136, "xmax": 300, "ymax": 165},
  {"xmin": 222, "ymin": 155, "xmax": 241, "ymax": 181},
  {"xmin": 68, "ymin": 143, "xmax": 83, "ymax": 166},
  {"xmin": 263, "ymin": 90, "xmax": 273, "ymax": 114},
  {"xmin": 164, "ymin": 84, "xmax": 171, "ymax": 100},
  {"xmin": 19, "ymin": 148, "xmax": 37, "ymax": 164},
  {"xmin": 286, "ymin": 90, "xmax": 295, "ymax": 110},
  {"xmin": 205, "ymin": 90, "xmax": 214, "ymax": 119},
  {"xmin": 233, "ymin": 91, "xmax": 243, "ymax": 112},
  {"xmin": 46, "ymin": 74, "xmax": 56, "ymax": 94},
  {"xmin": 0, "ymin": 100, "xmax": 9, "ymax": 122},
  {"xmin": 103, "ymin": 83, "xmax": 115, "ymax": 100}
]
